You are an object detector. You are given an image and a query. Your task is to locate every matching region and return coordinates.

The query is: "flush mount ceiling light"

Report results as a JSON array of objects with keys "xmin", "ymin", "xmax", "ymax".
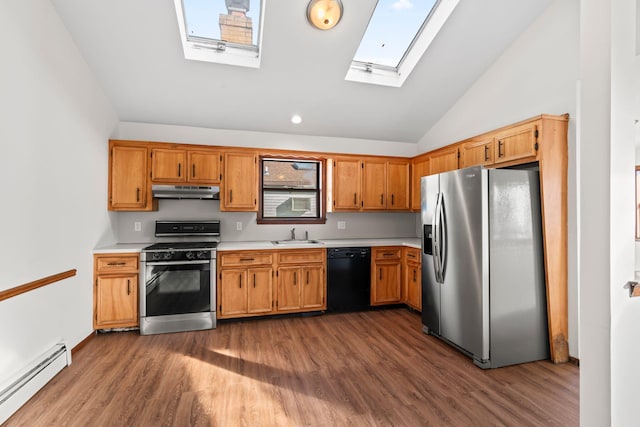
[
  {"xmin": 291, "ymin": 114, "xmax": 303, "ymax": 124},
  {"xmin": 307, "ymin": 0, "xmax": 343, "ymax": 30}
]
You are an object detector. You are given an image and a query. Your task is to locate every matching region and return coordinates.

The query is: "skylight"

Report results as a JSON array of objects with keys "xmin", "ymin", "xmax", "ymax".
[
  {"xmin": 346, "ymin": 0, "xmax": 460, "ymax": 87},
  {"xmin": 174, "ymin": 0, "xmax": 264, "ymax": 68}
]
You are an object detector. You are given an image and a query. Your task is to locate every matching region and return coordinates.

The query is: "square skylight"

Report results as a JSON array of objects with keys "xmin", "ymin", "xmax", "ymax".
[
  {"xmin": 346, "ymin": 0, "xmax": 460, "ymax": 87},
  {"xmin": 174, "ymin": 0, "xmax": 264, "ymax": 68}
]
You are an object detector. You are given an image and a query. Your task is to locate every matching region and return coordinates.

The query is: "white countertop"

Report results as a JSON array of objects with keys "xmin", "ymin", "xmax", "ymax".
[
  {"xmin": 93, "ymin": 243, "xmax": 148, "ymax": 254},
  {"xmin": 93, "ymin": 238, "xmax": 421, "ymax": 254},
  {"xmin": 217, "ymin": 238, "xmax": 420, "ymax": 252}
]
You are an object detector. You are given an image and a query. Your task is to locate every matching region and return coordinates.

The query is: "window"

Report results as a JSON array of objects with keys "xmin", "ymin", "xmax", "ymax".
[
  {"xmin": 345, "ymin": 0, "xmax": 460, "ymax": 87},
  {"xmin": 174, "ymin": 0, "xmax": 264, "ymax": 68},
  {"xmin": 259, "ymin": 158, "xmax": 326, "ymax": 224}
]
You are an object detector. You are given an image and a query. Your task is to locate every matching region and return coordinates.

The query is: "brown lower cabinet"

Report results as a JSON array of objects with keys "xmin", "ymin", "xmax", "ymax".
[
  {"xmin": 217, "ymin": 249, "xmax": 326, "ymax": 319},
  {"xmin": 403, "ymin": 247, "xmax": 422, "ymax": 311},
  {"xmin": 371, "ymin": 247, "xmax": 403, "ymax": 305},
  {"xmin": 93, "ymin": 253, "xmax": 139, "ymax": 329}
]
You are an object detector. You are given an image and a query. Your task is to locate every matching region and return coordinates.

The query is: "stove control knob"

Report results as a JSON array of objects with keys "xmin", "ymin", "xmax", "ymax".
[
  {"xmin": 186, "ymin": 251, "xmax": 196, "ymax": 260},
  {"xmin": 197, "ymin": 251, "xmax": 208, "ymax": 259},
  {"xmin": 163, "ymin": 252, "xmax": 173, "ymax": 260},
  {"xmin": 152, "ymin": 252, "xmax": 162, "ymax": 261}
]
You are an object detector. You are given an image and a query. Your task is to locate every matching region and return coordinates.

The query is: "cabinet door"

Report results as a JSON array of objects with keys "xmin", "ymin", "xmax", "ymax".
[
  {"xmin": 460, "ymin": 138, "xmax": 494, "ymax": 168},
  {"xmin": 387, "ymin": 160, "xmax": 410, "ymax": 210},
  {"xmin": 95, "ymin": 275, "xmax": 138, "ymax": 328},
  {"xmin": 372, "ymin": 262, "xmax": 402, "ymax": 305},
  {"xmin": 247, "ymin": 268, "xmax": 273, "ymax": 314},
  {"xmin": 277, "ymin": 267, "xmax": 302, "ymax": 311},
  {"xmin": 221, "ymin": 151, "xmax": 257, "ymax": 211},
  {"xmin": 430, "ymin": 147, "xmax": 459, "ymax": 175},
  {"xmin": 219, "ymin": 270, "xmax": 247, "ymax": 316},
  {"xmin": 301, "ymin": 265, "xmax": 324, "ymax": 309},
  {"xmin": 362, "ymin": 159, "xmax": 387, "ymax": 210},
  {"xmin": 332, "ymin": 157, "xmax": 362, "ymax": 210},
  {"xmin": 151, "ymin": 148, "xmax": 186, "ymax": 183},
  {"xmin": 188, "ymin": 150, "xmax": 221, "ymax": 184},
  {"xmin": 410, "ymin": 157, "xmax": 429, "ymax": 211},
  {"xmin": 494, "ymin": 122, "xmax": 539, "ymax": 164},
  {"xmin": 406, "ymin": 263, "xmax": 422, "ymax": 311},
  {"xmin": 109, "ymin": 145, "xmax": 149, "ymax": 210}
]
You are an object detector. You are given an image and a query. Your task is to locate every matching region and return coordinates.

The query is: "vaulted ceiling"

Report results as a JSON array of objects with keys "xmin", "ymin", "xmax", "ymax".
[{"xmin": 51, "ymin": 0, "xmax": 552, "ymax": 143}]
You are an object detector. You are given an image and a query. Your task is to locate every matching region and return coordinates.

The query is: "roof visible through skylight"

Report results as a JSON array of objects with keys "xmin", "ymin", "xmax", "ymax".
[{"xmin": 354, "ymin": 0, "xmax": 438, "ymax": 68}]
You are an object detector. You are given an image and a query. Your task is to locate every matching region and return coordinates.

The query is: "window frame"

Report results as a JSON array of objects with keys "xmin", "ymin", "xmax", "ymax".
[
  {"xmin": 173, "ymin": 0, "xmax": 265, "ymax": 69},
  {"xmin": 258, "ymin": 156, "xmax": 327, "ymax": 225},
  {"xmin": 345, "ymin": 0, "xmax": 460, "ymax": 87}
]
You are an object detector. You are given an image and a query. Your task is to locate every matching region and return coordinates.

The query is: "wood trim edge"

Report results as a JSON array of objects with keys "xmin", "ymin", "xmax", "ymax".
[
  {"xmin": 0, "ymin": 269, "xmax": 77, "ymax": 302},
  {"xmin": 72, "ymin": 332, "xmax": 96, "ymax": 356},
  {"xmin": 568, "ymin": 356, "xmax": 580, "ymax": 367}
]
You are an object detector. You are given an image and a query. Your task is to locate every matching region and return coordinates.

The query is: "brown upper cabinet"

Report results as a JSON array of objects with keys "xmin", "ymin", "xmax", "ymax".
[
  {"xmin": 220, "ymin": 151, "xmax": 258, "ymax": 211},
  {"xmin": 460, "ymin": 137, "xmax": 495, "ymax": 168},
  {"xmin": 429, "ymin": 146, "xmax": 459, "ymax": 175},
  {"xmin": 459, "ymin": 121, "xmax": 540, "ymax": 169},
  {"xmin": 151, "ymin": 147, "xmax": 220, "ymax": 184},
  {"xmin": 494, "ymin": 121, "xmax": 539, "ymax": 165},
  {"xmin": 409, "ymin": 147, "xmax": 457, "ymax": 212},
  {"xmin": 410, "ymin": 156, "xmax": 429, "ymax": 211},
  {"xmin": 332, "ymin": 157, "xmax": 362, "ymax": 210},
  {"xmin": 334, "ymin": 156, "xmax": 410, "ymax": 212},
  {"xmin": 108, "ymin": 141, "xmax": 156, "ymax": 211}
]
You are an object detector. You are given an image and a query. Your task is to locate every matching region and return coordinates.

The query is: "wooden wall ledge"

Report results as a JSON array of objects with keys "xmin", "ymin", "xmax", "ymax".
[{"xmin": 0, "ymin": 269, "xmax": 77, "ymax": 302}]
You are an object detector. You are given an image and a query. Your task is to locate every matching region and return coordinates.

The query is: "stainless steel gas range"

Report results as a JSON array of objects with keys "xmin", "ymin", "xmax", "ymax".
[{"xmin": 139, "ymin": 220, "xmax": 220, "ymax": 335}]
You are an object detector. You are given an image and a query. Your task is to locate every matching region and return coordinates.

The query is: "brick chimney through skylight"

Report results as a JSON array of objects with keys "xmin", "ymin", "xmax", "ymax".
[{"xmin": 219, "ymin": 0, "xmax": 253, "ymax": 45}]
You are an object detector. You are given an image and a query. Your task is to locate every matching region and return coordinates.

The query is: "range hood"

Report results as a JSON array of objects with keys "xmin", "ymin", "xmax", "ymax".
[{"xmin": 152, "ymin": 185, "xmax": 219, "ymax": 200}]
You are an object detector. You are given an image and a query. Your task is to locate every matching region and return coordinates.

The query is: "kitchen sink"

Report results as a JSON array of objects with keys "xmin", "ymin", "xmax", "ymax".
[{"xmin": 272, "ymin": 239, "xmax": 323, "ymax": 245}]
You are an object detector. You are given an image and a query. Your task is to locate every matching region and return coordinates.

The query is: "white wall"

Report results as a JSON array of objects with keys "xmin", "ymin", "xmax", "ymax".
[
  {"xmin": 114, "ymin": 200, "xmax": 417, "ymax": 244},
  {"xmin": 0, "ymin": 0, "xmax": 117, "ymax": 386},
  {"xmin": 417, "ymin": 0, "xmax": 580, "ymax": 357},
  {"xmin": 608, "ymin": 0, "xmax": 640, "ymax": 423},
  {"xmin": 116, "ymin": 122, "xmax": 419, "ymax": 158}
]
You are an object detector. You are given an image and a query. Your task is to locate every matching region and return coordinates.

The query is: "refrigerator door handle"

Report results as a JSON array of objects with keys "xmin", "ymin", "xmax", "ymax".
[
  {"xmin": 439, "ymin": 195, "xmax": 447, "ymax": 281},
  {"xmin": 433, "ymin": 192, "xmax": 443, "ymax": 283}
]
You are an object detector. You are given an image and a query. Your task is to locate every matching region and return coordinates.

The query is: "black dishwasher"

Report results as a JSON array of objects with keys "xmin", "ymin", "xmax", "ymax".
[{"xmin": 327, "ymin": 247, "xmax": 371, "ymax": 312}]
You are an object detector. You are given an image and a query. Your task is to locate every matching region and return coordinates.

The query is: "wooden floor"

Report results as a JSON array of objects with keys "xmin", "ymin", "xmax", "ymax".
[{"xmin": 6, "ymin": 309, "xmax": 579, "ymax": 426}]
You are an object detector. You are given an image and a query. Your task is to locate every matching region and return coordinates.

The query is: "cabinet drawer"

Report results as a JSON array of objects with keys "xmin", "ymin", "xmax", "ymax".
[
  {"xmin": 374, "ymin": 247, "xmax": 402, "ymax": 261},
  {"xmin": 278, "ymin": 249, "xmax": 325, "ymax": 264},
  {"xmin": 95, "ymin": 254, "xmax": 139, "ymax": 273},
  {"xmin": 219, "ymin": 252, "xmax": 274, "ymax": 267},
  {"xmin": 405, "ymin": 247, "xmax": 421, "ymax": 263}
]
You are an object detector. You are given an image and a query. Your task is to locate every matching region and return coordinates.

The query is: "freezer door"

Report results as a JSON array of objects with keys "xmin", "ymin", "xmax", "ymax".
[
  {"xmin": 439, "ymin": 166, "xmax": 488, "ymax": 361},
  {"xmin": 421, "ymin": 174, "xmax": 440, "ymax": 335}
]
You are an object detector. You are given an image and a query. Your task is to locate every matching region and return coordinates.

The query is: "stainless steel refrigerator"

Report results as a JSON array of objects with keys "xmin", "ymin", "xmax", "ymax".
[{"xmin": 421, "ymin": 166, "xmax": 549, "ymax": 369}]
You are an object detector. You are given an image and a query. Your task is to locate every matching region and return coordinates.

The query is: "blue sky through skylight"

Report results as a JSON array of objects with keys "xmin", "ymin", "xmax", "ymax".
[
  {"xmin": 354, "ymin": 0, "xmax": 438, "ymax": 68},
  {"xmin": 182, "ymin": 0, "xmax": 259, "ymax": 46}
]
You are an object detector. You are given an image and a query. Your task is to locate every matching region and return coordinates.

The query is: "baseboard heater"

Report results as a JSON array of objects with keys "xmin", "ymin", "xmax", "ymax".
[{"xmin": 0, "ymin": 342, "xmax": 71, "ymax": 424}]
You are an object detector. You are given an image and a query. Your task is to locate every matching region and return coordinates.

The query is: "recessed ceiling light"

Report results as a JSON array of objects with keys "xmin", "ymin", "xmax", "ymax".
[{"xmin": 291, "ymin": 114, "xmax": 302, "ymax": 124}]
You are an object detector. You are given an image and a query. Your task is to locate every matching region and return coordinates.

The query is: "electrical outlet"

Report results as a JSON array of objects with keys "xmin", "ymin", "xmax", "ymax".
[
  {"xmin": 134, "ymin": 222, "xmax": 141, "ymax": 232},
  {"xmin": 236, "ymin": 222, "xmax": 243, "ymax": 231},
  {"xmin": 337, "ymin": 221, "xmax": 346, "ymax": 230}
]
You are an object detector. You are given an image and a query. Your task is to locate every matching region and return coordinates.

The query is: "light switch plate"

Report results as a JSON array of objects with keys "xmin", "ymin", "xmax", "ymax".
[
  {"xmin": 134, "ymin": 222, "xmax": 141, "ymax": 232},
  {"xmin": 236, "ymin": 222, "xmax": 242, "ymax": 231},
  {"xmin": 337, "ymin": 221, "xmax": 346, "ymax": 230}
]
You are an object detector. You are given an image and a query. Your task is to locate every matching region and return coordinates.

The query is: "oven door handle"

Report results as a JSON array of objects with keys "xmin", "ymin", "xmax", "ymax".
[{"xmin": 145, "ymin": 260, "xmax": 210, "ymax": 266}]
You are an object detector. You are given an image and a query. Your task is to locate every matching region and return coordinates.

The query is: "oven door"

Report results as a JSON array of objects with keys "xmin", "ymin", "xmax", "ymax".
[{"xmin": 142, "ymin": 259, "xmax": 212, "ymax": 317}]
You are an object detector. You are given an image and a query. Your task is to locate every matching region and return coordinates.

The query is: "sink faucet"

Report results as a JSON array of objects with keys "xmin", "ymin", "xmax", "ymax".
[{"xmin": 290, "ymin": 228, "xmax": 296, "ymax": 240}]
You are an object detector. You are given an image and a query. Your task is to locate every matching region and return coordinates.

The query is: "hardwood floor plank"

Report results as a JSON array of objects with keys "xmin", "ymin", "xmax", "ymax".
[{"xmin": 5, "ymin": 309, "xmax": 579, "ymax": 426}]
